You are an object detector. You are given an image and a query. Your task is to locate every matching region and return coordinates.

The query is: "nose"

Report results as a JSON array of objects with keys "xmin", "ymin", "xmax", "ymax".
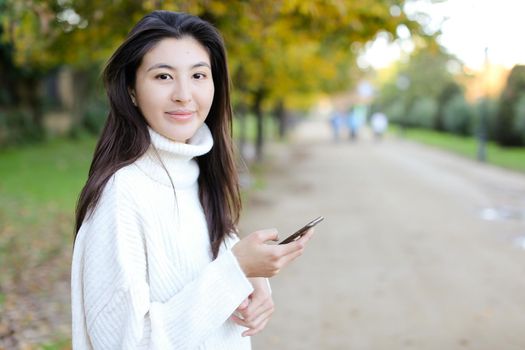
[{"xmin": 171, "ymin": 78, "xmax": 192, "ymax": 103}]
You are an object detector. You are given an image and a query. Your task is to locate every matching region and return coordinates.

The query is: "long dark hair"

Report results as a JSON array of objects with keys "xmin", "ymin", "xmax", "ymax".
[{"xmin": 75, "ymin": 11, "xmax": 241, "ymax": 258}]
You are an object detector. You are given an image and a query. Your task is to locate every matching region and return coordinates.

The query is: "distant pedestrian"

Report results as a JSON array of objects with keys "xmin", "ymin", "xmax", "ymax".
[
  {"xmin": 346, "ymin": 108, "xmax": 361, "ymax": 141},
  {"xmin": 371, "ymin": 112, "xmax": 388, "ymax": 141},
  {"xmin": 329, "ymin": 110, "xmax": 344, "ymax": 142}
]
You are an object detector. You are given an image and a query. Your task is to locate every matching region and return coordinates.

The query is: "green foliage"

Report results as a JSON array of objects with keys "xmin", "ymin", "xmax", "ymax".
[
  {"xmin": 442, "ymin": 94, "xmax": 474, "ymax": 136},
  {"xmin": 375, "ymin": 46, "xmax": 462, "ymax": 131},
  {"xmin": 435, "ymin": 81, "xmax": 463, "ymax": 131},
  {"xmin": 384, "ymin": 99, "xmax": 405, "ymax": 125},
  {"xmin": 513, "ymin": 93, "xmax": 525, "ymax": 144},
  {"xmin": 496, "ymin": 64, "xmax": 525, "ymax": 146},
  {"xmin": 406, "ymin": 97, "xmax": 437, "ymax": 128},
  {"xmin": 473, "ymin": 97, "xmax": 499, "ymax": 141},
  {"xmin": 81, "ymin": 94, "xmax": 108, "ymax": 134},
  {"xmin": 1, "ymin": 0, "xmax": 424, "ymax": 148},
  {"xmin": 0, "ymin": 108, "xmax": 45, "ymax": 146}
]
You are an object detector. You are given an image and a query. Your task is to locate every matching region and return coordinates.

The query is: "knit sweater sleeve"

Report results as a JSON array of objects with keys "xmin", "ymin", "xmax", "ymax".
[{"xmin": 73, "ymin": 174, "xmax": 254, "ymax": 349}]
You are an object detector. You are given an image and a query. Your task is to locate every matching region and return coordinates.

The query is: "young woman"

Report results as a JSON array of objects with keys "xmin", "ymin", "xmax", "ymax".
[{"xmin": 71, "ymin": 10, "xmax": 314, "ymax": 349}]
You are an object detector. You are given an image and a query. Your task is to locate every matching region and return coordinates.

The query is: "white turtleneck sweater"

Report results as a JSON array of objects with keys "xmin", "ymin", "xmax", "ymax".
[{"xmin": 71, "ymin": 124, "xmax": 254, "ymax": 349}]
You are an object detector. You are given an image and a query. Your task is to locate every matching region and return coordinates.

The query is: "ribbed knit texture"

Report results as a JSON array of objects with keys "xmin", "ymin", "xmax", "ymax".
[{"xmin": 71, "ymin": 123, "xmax": 254, "ymax": 349}]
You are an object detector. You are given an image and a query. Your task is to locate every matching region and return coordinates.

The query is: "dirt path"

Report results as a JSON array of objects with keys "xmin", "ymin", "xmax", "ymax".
[{"xmin": 240, "ymin": 118, "xmax": 525, "ymax": 350}]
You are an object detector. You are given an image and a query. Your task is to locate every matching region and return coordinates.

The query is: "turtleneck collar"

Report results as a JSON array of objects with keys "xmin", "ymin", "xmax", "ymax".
[{"xmin": 134, "ymin": 123, "xmax": 214, "ymax": 188}]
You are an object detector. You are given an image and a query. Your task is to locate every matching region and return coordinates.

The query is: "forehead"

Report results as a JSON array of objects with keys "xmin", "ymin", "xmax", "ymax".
[{"xmin": 142, "ymin": 36, "xmax": 211, "ymax": 67}]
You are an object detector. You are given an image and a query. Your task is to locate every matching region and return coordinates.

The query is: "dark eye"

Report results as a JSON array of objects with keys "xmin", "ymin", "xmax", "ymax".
[
  {"xmin": 156, "ymin": 73, "xmax": 172, "ymax": 80},
  {"xmin": 193, "ymin": 73, "xmax": 207, "ymax": 80}
]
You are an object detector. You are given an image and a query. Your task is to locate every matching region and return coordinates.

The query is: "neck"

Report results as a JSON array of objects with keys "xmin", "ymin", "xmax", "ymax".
[{"xmin": 133, "ymin": 124, "xmax": 214, "ymax": 188}]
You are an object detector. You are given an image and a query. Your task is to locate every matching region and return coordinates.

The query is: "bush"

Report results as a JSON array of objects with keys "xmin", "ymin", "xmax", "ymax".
[
  {"xmin": 406, "ymin": 97, "xmax": 437, "ymax": 128},
  {"xmin": 0, "ymin": 108, "xmax": 44, "ymax": 147},
  {"xmin": 513, "ymin": 93, "xmax": 525, "ymax": 144},
  {"xmin": 82, "ymin": 96, "xmax": 108, "ymax": 134},
  {"xmin": 472, "ymin": 98, "xmax": 499, "ymax": 141},
  {"xmin": 496, "ymin": 65, "xmax": 525, "ymax": 146},
  {"xmin": 384, "ymin": 99, "xmax": 405, "ymax": 125},
  {"xmin": 442, "ymin": 94, "xmax": 474, "ymax": 136},
  {"xmin": 0, "ymin": 110, "xmax": 6, "ymax": 145},
  {"xmin": 435, "ymin": 82, "xmax": 463, "ymax": 131}
]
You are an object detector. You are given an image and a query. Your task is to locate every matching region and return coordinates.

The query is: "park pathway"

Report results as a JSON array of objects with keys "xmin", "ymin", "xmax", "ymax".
[{"xmin": 239, "ymin": 118, "xmax": 525, "ymax": 350}]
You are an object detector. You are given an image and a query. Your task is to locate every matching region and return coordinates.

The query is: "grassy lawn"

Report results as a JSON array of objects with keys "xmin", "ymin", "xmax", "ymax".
[
  {"xmin": 0, "ymin": 135, "xmax": 96, "ymax": 348},
  {"xmin": 0, "ymin": 135, "xmax": 96, "ymax": 273},
  {"xmin": 394, "ymin": 127, "xmax": 525, "ymax": 174},
  {"xmin": 0, "ymin": 137, "xmax": 96, "ymax": 210}
]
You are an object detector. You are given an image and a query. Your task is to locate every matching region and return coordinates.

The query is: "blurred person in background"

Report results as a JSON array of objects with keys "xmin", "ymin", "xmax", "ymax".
[
  {"xmin": 71, "ymin": 11, "xmax": 314, "ymax": 349},
  {"xmin": 346, "ymin": 106, "xmax": 360, "ymax": 141},
  {"xmin": 329, "ymin": 109, "xmax": 344, "ymax": 142},
  {"xmin": 370, "ymin": 111, "xmax": 388, "ymax": 141}
]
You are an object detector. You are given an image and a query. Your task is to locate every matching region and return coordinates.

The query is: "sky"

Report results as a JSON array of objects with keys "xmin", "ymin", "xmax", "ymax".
[{"xmin": 359, "ymin": 0, "xmax": 525, "ymax": 70}]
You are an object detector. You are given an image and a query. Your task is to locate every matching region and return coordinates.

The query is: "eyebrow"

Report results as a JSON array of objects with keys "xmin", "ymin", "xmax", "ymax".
[{"xmin": 146, "ymin": 62, "xmax": 211, "ymax": 72}]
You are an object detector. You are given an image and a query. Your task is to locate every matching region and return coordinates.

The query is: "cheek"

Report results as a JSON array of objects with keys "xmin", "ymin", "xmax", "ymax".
[
  {"xmin": 137, "ymin": 85, "xmax": 165, "ymax": 111},
  {"xmin": 203, "ymin": 86, "xmax": 215, "ymax": 110}
]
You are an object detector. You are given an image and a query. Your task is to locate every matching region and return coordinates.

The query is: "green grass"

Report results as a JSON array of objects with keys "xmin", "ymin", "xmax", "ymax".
[
  {"xmin": 0, "ymin": 135, "xmax": 96, "ymax": 294},
  {"xmin": 394, "ymin": 127, "xmax": 525, "ymax": 173},
  {"xmin": 0, "ymin": 135, "xmax": 97, "ymax": 347},
  {"xmin": 0, "ymin": 136, "xmax": 96, "ymax": 211},
  {"xmin": 39, "ymin": 338, "xmax": 71, "ymax": 350}
]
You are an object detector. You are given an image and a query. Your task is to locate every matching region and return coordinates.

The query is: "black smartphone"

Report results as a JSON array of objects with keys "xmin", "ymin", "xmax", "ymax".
[{"xmin": 278, "ymin": 216, "xmax": 324, "ymax": 245}]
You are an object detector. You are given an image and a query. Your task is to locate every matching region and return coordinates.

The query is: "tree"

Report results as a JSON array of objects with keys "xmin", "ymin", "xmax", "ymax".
[
  {"xmin": 375, "ymin": 44, "xmax": 463, "ymax": 130},
  {"xmin": 442, "ymin": 94, "xmax": 474, "ymax": 136},
  {"xmin": 496, "ymin": 65, "xmax": 525, "ymax": 146},
  {"xmin": 435, "ymin": 81, "xmax": 463, "ymax": 131},
  {"xmin": 208, "ymin": 0, "xmax": 421, "ymax": 160},
  {"xmin": 513, "ymin": 93, "xmax": 525, "ymax": 144},
  {"xmin": 0, "ymin": 21, "xmax": 47, "ymax": 143},
  {"xmin": 2, "ymin": 0, "xmax": 423, "ymax": 155}
]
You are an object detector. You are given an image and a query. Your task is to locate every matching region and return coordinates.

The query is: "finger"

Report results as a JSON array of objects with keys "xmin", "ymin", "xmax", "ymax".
[
  {"xmin": 239, "ymin": 306, "xmax": 273, "ymax": 333},
  {"xmin": 254, "ymin": 228, "xmax": 279, "ymax": 243},
  {"xmin": 279, "ymin": 247, "xmax": 305, "ymax": 266},
  {"xmin": 298, "ymin": 227, "xmax": 315, "ymax": 243},
  {"xmin": 275, "ymin": 237, "xmax": 307, "ymax": 256},
  {"xmin": 240, "ymin": 297, "xmax": 273, "ymax": 323},
  {"xmin": 283, "ymin": 228, "xmax": 314, "ymax": 252},
  {"xmin": 236, "ymin": 298, "xmax": 250, "ymax": 312},
  {"xmin": 231, "ymin": 314, "xmax": 249, "ymax": 328},
  {"xmin": 242, "ymin": 322, "xmax": 267, "ymax": 337},
  {"xmin": 242, "ymin": 317, "xmax": 270, "ymax": 337}
]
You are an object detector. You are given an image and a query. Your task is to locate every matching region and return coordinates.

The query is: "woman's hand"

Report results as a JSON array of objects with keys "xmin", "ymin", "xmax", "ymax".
[
  {"xmin": 232, "ymin": 227, "xmax": 314, "ymax": 278},
  {"xmin": 231, "ymin": 277, "xmax": 274, "ymax": 337}
]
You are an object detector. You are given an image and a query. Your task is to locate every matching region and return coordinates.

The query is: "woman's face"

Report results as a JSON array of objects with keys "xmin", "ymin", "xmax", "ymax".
[{"xmin": 132, "ymin": 36, "xmax": 215, "ymax": 143}]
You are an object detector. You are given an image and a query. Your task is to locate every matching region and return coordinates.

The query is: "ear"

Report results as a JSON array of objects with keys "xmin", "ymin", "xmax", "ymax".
[{"xmin": 128, "ymin": 88, "xmax": 137, "ymax": 106}]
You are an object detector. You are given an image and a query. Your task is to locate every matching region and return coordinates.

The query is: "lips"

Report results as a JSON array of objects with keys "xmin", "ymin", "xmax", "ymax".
[{"xmin": 166, "ymin": 110, "xmax": 194, "ymax": 120}]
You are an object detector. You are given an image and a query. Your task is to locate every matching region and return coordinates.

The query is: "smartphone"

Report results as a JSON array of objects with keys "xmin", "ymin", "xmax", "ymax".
[{"xmin": 278, "ymin": 216, "xmax": 324, "ymax": 245}]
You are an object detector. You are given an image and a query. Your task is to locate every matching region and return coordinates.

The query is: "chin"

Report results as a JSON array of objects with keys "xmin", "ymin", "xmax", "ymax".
[{"xmin": 170, "ymin": 131, "xmax": 196, "ymax": 143}]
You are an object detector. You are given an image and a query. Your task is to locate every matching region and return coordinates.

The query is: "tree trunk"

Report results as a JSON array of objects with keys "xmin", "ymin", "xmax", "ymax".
[
  {"xmin": 274, "ymin": 99, "xmax": 286, "ymax": 139},
  {"xmin": 67, "ymin": 68, "xmax": 91, "ymax": 135},
  {"xmin": 20, "ymin": 76, "xmax": 45, "ymax": 140},
  {"xmin": 253, "ymin": 89, "xmax": 265, "ymax": 162},
  {"xmin": 235, "ymin": 102, "xmax": 248, "ymax": 159}
]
